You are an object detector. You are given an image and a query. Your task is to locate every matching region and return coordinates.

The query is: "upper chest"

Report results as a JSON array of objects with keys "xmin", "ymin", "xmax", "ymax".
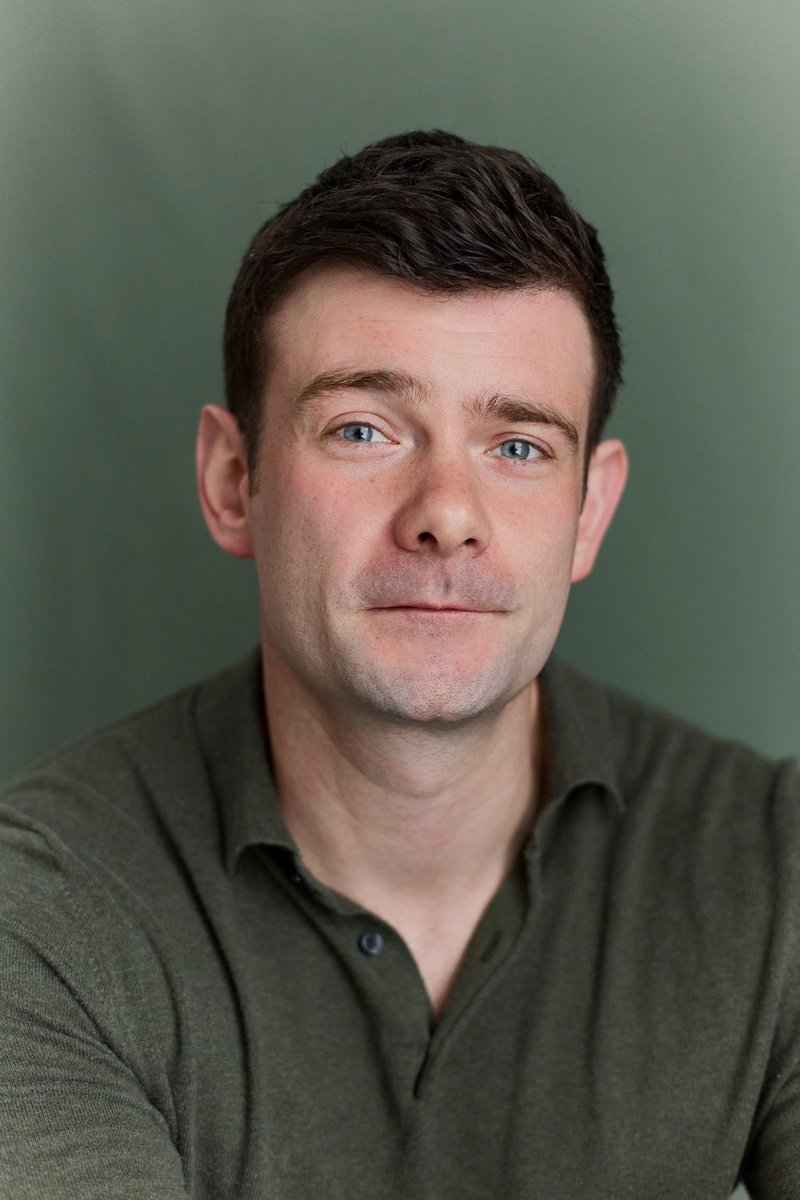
[{"xmin": 145, "ymin": 803, "xmax": 779, "ymax": 1200}]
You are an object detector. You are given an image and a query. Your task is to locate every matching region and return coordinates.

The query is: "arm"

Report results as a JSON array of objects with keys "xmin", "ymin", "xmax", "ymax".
[
  {"xmin": 739, "ymin": 761, "xmax": 800, "ymax": 1199},
  {"xmin": 741, "ymin": 1067, "xmax": 800, "ymax": 1199},
  {"xmin": 0, "ymin": 814, "xmax": 190, "ymax": 1199}
]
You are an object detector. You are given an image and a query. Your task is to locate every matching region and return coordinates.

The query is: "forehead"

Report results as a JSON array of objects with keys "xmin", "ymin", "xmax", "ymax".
[{"xmin": 265, "ymin": 264, "xmax": 596, "ymax": 422}]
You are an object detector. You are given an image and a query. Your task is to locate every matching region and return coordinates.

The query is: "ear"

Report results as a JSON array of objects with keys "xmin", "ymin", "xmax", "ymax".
[
  {"xmin": 571, "ymin": 438, "xmax": 628, "ymax": 583},
  {"xmin": 196, "ymin": 405, "xmax": 254, "ymax": 558}
]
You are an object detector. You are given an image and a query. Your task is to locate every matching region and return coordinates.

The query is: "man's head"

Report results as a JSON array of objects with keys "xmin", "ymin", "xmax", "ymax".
[
  {"xmin": 198, "ymin": 132, "xmax": 628, "ymax": 730},
  {"xmin": 223, "ymin": 130, "xmax": 622, "ymax": 476}
]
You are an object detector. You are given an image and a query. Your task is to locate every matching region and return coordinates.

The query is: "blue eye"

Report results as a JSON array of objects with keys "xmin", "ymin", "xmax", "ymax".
[
  {"xmin": 341, "ymin": 424, "xmax": 373, "ymax": 442},
  {"xmin": 495, "ymin": 439, "xmax": 539, "ymax": 461},
  {"xmin": 337, "ymin": 423, "xmax": 388, "ymax": 443}
]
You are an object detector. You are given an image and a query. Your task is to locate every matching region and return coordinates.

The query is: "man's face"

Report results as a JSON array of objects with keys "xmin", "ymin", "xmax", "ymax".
[{"xmin": 240, "ymin": 265, "xmax": 618, "ymax": 727}]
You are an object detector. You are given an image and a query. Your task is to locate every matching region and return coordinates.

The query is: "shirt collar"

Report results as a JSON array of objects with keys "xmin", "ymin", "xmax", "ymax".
[
  {"xmin": 537, "ymin": 654, "xmax": 625, "ymax": 815},
  {"xmin": 193, "ymin": 648, "xmax": 294, "ymax": 875},
  {"xmin": 195, "ymin": 648, "xmax": 624, "ymax": 876}
]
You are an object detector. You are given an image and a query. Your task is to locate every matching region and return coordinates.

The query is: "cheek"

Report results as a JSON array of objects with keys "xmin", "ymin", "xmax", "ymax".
[
  {"xmin": 258, "ymin": 466, "xmax": 381, "ymax": 584},
  {"xmin": 501, "ymin": 489, "xmax": 580, "ymax": 573}
]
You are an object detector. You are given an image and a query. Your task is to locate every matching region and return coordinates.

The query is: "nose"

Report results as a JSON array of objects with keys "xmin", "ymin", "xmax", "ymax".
[{"xmin": 391, "ymin": 456, "xmax": 491, "ymax": 557}]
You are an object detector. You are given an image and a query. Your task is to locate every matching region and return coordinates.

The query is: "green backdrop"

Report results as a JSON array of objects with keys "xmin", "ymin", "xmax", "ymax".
[{"xmin": 3, "ymin": 0, "xmax": 798, "ymax": 791}]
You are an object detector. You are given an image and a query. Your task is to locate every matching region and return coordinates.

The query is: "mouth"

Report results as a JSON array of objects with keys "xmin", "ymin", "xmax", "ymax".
[{"xmin": 372, "ymin": 604, "xmax": 499, "ymax": 614}]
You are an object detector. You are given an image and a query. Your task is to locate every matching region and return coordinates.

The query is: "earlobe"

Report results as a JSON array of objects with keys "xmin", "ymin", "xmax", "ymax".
[
  {"xmin": 196, "ymin": 405, "xmax": 254, "ymax": 559},
  {"xmin": 571, "ymin": 438, "xmax": 628, "ymax": 583}
]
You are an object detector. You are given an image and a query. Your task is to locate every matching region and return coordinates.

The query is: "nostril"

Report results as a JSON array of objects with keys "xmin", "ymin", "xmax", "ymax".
[{"xmin": 418, "ymin": 532, "xmax": 435, "ymax": 543}]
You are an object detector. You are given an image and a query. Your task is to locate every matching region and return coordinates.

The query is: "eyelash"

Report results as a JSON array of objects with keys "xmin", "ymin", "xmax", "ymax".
[
  {"xmin": 491, "ymin": 439, "xmax": 548, "ymax": 463},
  {"xmin": 329, "ymin": 422, "xmax": 550, "ymax": 462},
  {"xmin": 331, "ymin": 421, "xmax": 389, "ymax": 443}
]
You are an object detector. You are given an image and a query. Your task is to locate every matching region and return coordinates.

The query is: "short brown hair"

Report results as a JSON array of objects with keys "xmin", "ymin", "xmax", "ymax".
[{"xmin": 224, "ymin": 130, "xmax": 622, "ymax": 466}]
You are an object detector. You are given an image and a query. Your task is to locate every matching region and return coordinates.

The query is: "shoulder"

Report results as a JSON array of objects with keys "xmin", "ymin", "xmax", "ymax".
[
  {"xmin": 547, "ymin": 663, "xmax": 800, "ymax": 1005},
  {"xmin": 1, "ymin": 673, "xmax": 204, "ymax": 853},
  {"xmin": 545, "ymin": 657, "xmax": 800, "ymax": 877},
  {"xmin": 551, "ymin": 656, "xmax": 798, "ymax": 802},
  {"xmin": 0, "ymin": 651, "xmax": 261, "ymax": 896},
  {"xmin": 0, "ymin": 665, "xmax": 260, "ymax": 1142},
  {"xmin": 602, "ymin": 672, "xmax": 798, "ymax": 817},
  {"xmin": 0, "ymin": 653, "xmax": 261, "ymax": 1023}
]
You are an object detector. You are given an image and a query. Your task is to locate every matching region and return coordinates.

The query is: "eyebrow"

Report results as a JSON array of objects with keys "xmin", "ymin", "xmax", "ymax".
[
  {"xmin": 293, "ymin": 367, "xmax": 581, "ymax": 451},
  {"xmin": 469, "ymin": 392, "xmax": 580, "ymax": 451},
  {"xmin": 294, "ymin": 368, "xmax": 425, "ymax": 411}
]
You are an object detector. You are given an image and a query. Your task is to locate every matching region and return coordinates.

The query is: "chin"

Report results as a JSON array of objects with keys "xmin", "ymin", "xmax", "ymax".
[{"xmin": 334, "ymin": 659, "xmax": 527, "ymax": 729}]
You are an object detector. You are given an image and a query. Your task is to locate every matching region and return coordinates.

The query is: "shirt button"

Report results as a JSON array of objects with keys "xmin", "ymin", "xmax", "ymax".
[
  {"xmin": 290, "ymin": 870, "xmax": 303, "ymax": 885},
  {"xmin": 359, "ymin": 931, "xmax": 384, "ymax": 956}
]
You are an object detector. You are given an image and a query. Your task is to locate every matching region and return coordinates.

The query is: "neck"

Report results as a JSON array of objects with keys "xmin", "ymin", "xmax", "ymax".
[{"xmin": 261, "ymin": 646, "xmax": 543, "ymax": 913}]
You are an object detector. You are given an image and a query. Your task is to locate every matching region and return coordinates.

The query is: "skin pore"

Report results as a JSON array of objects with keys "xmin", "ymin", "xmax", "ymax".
[{"xmin": 197, "ymin": 265, "xmax": 628, "ymax": 1017}]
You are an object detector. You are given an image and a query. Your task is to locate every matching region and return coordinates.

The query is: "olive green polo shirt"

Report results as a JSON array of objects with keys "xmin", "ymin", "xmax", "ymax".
[{"xmin": 1, "ymin": 652, "xmax": 799, "ymax": 1199}]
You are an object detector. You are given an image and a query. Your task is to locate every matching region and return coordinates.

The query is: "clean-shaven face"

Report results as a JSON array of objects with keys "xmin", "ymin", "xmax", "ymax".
[{"xmin": 247, "ymin": 264, "xmax": 598, "ymax": 727}]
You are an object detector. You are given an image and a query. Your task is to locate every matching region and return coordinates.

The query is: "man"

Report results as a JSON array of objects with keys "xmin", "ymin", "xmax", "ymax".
[{"xmin": 0, "ymin": 131, "xmax": 797, "ymax": 1199}]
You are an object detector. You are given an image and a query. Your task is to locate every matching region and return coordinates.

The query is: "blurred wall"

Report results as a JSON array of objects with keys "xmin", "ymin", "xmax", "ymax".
[{"xmin": 2, "ymin": 0, "xmax": 798, "ymax": 785}]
